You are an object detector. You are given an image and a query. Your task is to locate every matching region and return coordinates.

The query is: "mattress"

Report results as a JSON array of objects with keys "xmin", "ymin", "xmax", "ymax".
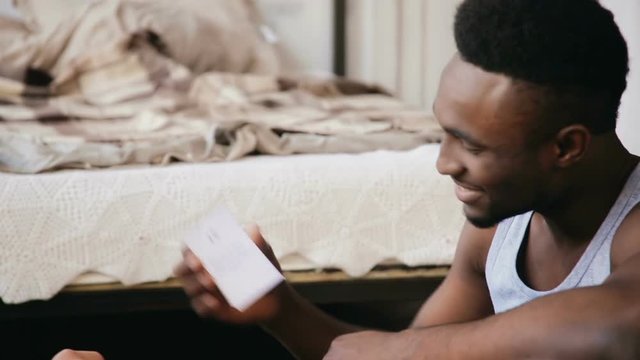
[{"xmin": 0, "ymin": 144, "xmax": 464, "ymax": 304}]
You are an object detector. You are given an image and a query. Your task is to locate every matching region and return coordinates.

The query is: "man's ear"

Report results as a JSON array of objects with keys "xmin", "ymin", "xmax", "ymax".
[{"xmin": 552, "ymin": 124, "xmax": 591, "ymax": 168}]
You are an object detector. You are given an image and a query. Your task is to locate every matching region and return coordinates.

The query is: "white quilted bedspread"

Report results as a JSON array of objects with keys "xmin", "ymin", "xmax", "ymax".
[{"xmin": 0, "ymin": 144, "xmax": 464, "ymax": 304}]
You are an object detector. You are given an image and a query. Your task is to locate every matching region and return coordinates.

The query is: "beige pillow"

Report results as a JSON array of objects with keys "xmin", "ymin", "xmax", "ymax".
[
  {"xmin": 11, "ymin": 0, "xmax": 281, "ymax": 76},
  {"xmin": 120, "ymin": 0, "xmax": 281, "ymax": 74}
]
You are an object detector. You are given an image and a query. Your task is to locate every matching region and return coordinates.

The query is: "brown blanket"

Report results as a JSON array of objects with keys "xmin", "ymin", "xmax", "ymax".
[{"xmin": 0, "ymin": 0, "xmax": 442, "ymax": 174}]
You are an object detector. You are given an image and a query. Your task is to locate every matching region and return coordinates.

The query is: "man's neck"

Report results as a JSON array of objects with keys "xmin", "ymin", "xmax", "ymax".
[{"xmin": 538, "ymin": 136, "xmax": 639, "ymax": 246}]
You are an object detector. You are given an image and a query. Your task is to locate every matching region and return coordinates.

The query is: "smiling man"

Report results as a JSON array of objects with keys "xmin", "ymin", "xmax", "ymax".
[{"xmin": 176, "ymin": 0, "xmax": 640, "ymax": 358}]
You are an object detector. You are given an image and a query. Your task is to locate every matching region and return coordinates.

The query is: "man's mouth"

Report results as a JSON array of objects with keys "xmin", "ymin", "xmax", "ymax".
[{"xmin": 453, "ymin": 181, "xmax": 484, "ymax": 204}]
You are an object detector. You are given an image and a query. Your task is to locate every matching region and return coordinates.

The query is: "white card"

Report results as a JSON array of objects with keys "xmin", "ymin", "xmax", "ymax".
[{"xmin": 184, "ymin": 206, "xmax": 284, "ymax": 311}]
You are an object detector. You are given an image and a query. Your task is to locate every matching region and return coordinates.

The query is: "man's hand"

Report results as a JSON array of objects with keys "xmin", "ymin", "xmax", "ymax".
[
  {"xmin": 323, "ymin": 330, "xmax": 421, "ymax": 360},
  {"xmin": 174, "ymin": 223, "xmax": 292, "ymax": 324}
]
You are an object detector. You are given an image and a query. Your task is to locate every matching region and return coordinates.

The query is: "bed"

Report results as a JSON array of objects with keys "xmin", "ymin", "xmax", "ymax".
[{"xmin": 0, "ymin": 0, "xmax": 463, "ymax": 311}]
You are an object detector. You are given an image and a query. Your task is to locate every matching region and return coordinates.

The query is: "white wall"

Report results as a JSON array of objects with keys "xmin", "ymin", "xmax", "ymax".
[
  {"xmin": 0, "ymin": 0, "xmax": 20, "ymax": 18},
  {"xmin": 347, "ymin": 0, "xmax": 640, "ymax": 154},
  {"xmin": 600, "ymin": 0, "xmax": 640, "ymax": 155},
  {"xmin": 256, "ymin": 0, "xmax": 334, "ymax": 76},
  {"xmin": 346, "ymin": 0, "xmax": 461, "ymax": 110}
]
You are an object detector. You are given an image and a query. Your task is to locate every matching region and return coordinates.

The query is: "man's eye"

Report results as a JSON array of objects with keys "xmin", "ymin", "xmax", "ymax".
[{"xmin": 462, "ymin": 143, "xmax": 483, "ymax": 154}]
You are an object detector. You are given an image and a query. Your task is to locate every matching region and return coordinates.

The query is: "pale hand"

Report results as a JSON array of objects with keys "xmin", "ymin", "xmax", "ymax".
[{"xmin": 52, "ymin": 349, "xmax": 104, "ymax": 360}]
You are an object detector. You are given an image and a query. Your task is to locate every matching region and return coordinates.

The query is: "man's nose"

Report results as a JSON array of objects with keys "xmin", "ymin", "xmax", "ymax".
[{"xmin": 436, "ymin": 138, "xmax": 464, "ymax": 177}]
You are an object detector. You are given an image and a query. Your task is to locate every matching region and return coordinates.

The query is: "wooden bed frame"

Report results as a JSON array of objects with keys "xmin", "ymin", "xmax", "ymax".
[{"xmin": 0, "ymin": 266, "xmax": 448, "ymax": 320}]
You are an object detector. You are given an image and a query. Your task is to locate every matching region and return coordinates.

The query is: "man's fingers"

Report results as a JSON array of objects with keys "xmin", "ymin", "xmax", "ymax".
[
  {"xmin": 244, "ymin": 223, "xmax": 263, "ymax": 244},
  {"xmin": 180, "ymin": 269, "xmax": 227, "ymax": 304},
  {"xmin": 191, "ymin": 293, "xmax": 221, "ymax": 317},
  {"xmin": 174, "ymin": 249, "xmax": 203, "ymax": 277},
  {"xmin": 180, "ymin": 273, "xmax": 207, "ymax": 297},
  {"xmin": 184, "ymin": 251, "xmax": 204, "ymax": 271},
  {"xmin": 173, "ymin": 260, "xmax": 191, "ymax": 277},
  {"xmin": 196, "ymin": 270, "xmax": 217, "ymax": 292},
  {"xmin": 245, "ymin": 223, "xmax": 274, "ymax": 253}
]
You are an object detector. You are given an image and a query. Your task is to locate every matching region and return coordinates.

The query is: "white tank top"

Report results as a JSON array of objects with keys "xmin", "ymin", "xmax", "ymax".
[{"xmin": 486, "ymin": 163, "xmax": 640, "ymax": 313}]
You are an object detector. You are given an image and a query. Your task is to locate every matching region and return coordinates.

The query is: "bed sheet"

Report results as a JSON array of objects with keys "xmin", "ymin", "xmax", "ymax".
[{"xmin": 0, "ymin": 144, "xmax": 464, "ymax": 304}]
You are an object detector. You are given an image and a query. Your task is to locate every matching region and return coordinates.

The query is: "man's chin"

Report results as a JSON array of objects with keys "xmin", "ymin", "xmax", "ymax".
[
  {"xmin": 463, "ymin": 206, "xmax": 500, "ymax": 228},
  {"xmin": 463, "ymin": 204, "xmax": 533, "ymax": 229},
  {"xmin": 466, "ymin": 216, "xmax": 499, "ymax": 229}
]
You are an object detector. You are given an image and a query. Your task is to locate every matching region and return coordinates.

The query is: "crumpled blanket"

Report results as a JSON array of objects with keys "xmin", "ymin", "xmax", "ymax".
[{"xmin": 0, "ymin": 0, "xmax": 443, "ymax": 174}]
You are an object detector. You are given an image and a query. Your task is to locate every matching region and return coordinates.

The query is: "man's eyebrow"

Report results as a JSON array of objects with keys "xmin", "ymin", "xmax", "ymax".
[{"xmin": 443, "ymin": 127, "xmax": 487, "ymax": 148}]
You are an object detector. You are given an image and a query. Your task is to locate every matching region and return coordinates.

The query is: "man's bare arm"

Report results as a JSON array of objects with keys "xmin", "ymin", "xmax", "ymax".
[
  {"xmin": 326, "ymin": 250, "xmax": 640, "ymax": 360},
  {"xmin": 266, "ymin": 219, "xmax": 499, "ymax": 359},
  {"xmin": 326, "ymin": 209, "xmax": 640, "ymax": 359},
  {"xmin": 324, "ymin": 221, "xmax": 497, "ymax": 359},
  {"xmin": 411, "ymin": 221, "xmax": 495, "ymax": 328},
  {"xmin": 265, "ymin": 220, "xmax": 497, "ymax": 359},
  {"xmin": 398, "ymin": 209, "xmax": 640, "ymax": 359},
  {"xmin": 402, "ymin": 251, "xmax": 640, "ymax": 359}
]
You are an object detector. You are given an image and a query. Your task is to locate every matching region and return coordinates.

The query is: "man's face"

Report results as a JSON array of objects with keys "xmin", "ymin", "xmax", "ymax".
[{"xmin": 433, "ymin": 55, "xmax": 555, "ymax": 228}]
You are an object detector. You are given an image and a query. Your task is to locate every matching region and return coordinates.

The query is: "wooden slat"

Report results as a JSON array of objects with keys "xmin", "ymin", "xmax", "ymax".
[{"xmin": 0, "ymin": 266, "xmax": 449, "ymax": 320}]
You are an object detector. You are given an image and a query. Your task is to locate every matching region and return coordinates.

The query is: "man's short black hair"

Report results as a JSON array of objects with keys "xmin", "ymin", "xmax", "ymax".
[{"xmin": 454, "ymin": 0, "xmax": 628, "ymax": 134}]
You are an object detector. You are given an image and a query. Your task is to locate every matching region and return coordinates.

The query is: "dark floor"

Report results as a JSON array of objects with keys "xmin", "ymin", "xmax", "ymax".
[{"xmin": 0, "ymin": 300, "xmax": 423, "ymax": 360}]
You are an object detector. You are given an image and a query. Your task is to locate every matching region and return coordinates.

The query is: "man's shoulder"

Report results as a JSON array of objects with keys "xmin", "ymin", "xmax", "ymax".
[
  {"xmin": 611, "ymin": 203, "xmax": 640, "ymax": 270},
  {"xmin": 456, "ymin": 221, "xmax": 498, "ymax": 274}
]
